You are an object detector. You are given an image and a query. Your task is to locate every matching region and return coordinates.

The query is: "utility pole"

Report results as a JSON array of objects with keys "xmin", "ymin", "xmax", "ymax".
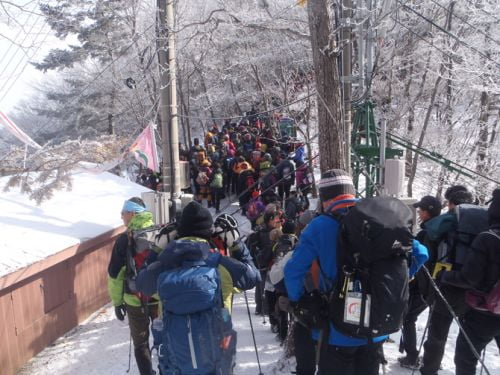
[
  {"xmin": 341, "ymin": 0, "xmax": 353, "ymax": 174},
  {"xmin": 157, "ymin": 0, "xmax": 181, "ymax": 198}
]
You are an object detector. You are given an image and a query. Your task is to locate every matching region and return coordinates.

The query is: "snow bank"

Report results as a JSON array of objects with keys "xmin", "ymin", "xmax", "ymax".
[{"xmin": 0, "ymin": 171, "xmax": 150, "ymax": 278}]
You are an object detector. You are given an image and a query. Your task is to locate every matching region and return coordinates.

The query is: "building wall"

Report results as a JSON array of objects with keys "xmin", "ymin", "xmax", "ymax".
[{"xmin": 0, "ymin": 227, "xmax": 124, "ymax": 375}]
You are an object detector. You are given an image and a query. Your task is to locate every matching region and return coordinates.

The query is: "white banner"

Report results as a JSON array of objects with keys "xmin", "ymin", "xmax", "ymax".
[{"xmin": 0, "ymin": 111, "xmax": 42, "ymax": 149}]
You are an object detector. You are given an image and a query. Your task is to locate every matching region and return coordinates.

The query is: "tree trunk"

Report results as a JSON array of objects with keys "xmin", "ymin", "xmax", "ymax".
[
  {"xmin": 407, "ymin": 74, "xmax": 443, "ymax": 197},
  {"xmin": 230, "ymin": 81, "xmax": 243, "ymax": 115},
  {"xmin": 196, "ymin": 67, "xmax": 216, "ymax": 120},
  {"xmin": 307, "ymin": 0, "xmax": 345, "ymax": 172}
]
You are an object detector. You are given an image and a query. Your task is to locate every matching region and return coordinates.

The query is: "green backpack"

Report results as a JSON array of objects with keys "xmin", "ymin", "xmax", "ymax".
[{"xmin": 211, "ymin": 173, "xmax": 223, "ymax": 188}]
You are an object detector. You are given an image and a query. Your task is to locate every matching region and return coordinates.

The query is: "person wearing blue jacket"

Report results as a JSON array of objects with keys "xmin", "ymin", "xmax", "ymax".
[{"xmin": 284, "ymin": 169, "xmax": 429, "ymax": 375}]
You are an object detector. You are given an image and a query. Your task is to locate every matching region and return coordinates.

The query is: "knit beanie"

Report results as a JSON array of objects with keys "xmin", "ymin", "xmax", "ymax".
[
  {"xmin": 488, "ymin": 188, "xmax": 500, "ymax": 226},
  {"xmin": 318, "ymin": 169, "xmax": 355, "ymax": 202},
  {"xmin": 177, "ymin": 201, "xmax": 214, "ymax": 239}
]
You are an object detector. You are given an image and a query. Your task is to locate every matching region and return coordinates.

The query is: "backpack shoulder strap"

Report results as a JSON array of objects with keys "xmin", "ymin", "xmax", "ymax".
[{"xmin": 484, "ymin": 229, "xmax": 500, "ymax": 241}]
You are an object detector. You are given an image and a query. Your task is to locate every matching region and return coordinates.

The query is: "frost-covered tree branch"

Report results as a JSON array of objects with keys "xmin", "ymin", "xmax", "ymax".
[{"xmin": 1, "ymin": 136, "xmax": 128, "ymax": 204}]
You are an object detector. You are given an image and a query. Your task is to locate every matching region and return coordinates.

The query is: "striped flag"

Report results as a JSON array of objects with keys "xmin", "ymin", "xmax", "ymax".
[
  {"xmin": 129, "ymin": 123, "xmax": 160, "ymax": 172},
  {"xmin": 0, "ymin": 111, "xmax": 42, "ymax": 149}
]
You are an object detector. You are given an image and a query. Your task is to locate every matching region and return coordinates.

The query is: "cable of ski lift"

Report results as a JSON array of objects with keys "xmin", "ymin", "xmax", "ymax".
[{"xmin": 382, "ymin": 129, "xmax": 500, "ymax": 185}]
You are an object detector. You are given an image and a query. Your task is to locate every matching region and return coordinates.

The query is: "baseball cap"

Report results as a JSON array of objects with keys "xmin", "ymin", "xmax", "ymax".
[{"xmin": 413, "ymin": 195, "xmax": 442, "ymax": 218}]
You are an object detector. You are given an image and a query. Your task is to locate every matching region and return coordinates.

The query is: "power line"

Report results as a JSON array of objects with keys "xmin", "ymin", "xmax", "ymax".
[
  {"xmin": 0, "ymin": 1, "xmax": 38, "ymax": 68},
  {"xmin": 399, "ymin": 0, "xmax": 500, "ymax": 69},
  {"xmin": 390, "ymin": 16, "xmax": 459, "ymax": 63},
  {"xmin": 463, "ymin": 0, "xmax": 500, "ymax": 23},
  {"xmin": 177, "ymin": 92, "xmax": 317, "ymax": 122},
  {"xmin": 0, "ymin": 9, "xmax": 44, "ymax": 80},
  {"xmin": 428, "ymin": 0, "xmax": 500, "ymax": 47},
  {"xmin": 0, "ymin": 24, "xmax": 53, "ymax": 105}
]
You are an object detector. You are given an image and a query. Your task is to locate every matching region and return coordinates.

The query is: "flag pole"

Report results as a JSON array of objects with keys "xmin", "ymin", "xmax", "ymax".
[{"xmin": 23, "ymin": 144, "xmax": 28, "ymax": 169}]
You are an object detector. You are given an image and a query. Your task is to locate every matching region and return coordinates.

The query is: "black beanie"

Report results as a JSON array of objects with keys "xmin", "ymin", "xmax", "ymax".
[
  {"xmin": 445, "ymin": 185, "xmax": 468, "ymax": 200},
  {"xmin": 177, "ymin": 201, "xmax": 214, "ymax": 239},
  {"xmin": 448, "ymin": 190, "xmax": 473, "ymax": 206},
  {"xmin": 488, "ymin": 188, "xmax": 500, "ymax": 226},
  {"xmin": 318, "ymin": 169, "xmax": 355, "ymax": 202},
  {"xmin": 282, "ymin": 220, "xmax": 296, "ymax": 234}
]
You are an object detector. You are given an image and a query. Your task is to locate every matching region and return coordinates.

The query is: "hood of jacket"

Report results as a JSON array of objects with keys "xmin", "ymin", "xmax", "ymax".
[
  {"xmin": 424, "ymin": 212, "xmax": 457, "ymax": 242},
  {"xmin": 158, "ymin": 238, "xmax": 219, "ymax": 269}
]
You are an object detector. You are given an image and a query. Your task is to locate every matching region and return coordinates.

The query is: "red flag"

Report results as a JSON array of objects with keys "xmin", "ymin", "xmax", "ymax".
[
  {"xmin": 129, "ymin": 124, "xmax": 160, "ymax": 172},
  {"xmin": 0, "ymin": 110, "xmax": 42, "ymax": 149}
]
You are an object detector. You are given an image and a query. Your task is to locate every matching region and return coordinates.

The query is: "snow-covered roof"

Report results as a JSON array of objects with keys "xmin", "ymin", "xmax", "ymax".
[{"xmin": 0, "ymin": 172, "xmax": 151, "ymax": 278}]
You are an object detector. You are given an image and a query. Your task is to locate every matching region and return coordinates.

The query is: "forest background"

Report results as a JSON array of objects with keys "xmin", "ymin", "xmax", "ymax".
[{"xmin": 0, "ymin": 0, "xmax": 498, "ymax": 201}]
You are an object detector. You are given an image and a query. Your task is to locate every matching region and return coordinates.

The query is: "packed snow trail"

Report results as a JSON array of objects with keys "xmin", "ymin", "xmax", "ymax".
[{"xmin": 17, "ymin": 289, "xmax": 500, "ymax": 375}]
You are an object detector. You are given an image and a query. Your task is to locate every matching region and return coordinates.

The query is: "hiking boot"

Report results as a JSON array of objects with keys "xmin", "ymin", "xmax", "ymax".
[{"xmin": 398, "ymin": 356, "xmax": 421, "ymax": 370}]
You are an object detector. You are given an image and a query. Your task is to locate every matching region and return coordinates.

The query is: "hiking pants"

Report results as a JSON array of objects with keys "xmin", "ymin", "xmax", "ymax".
[
  {"xmin": 265, "ymin": 290, "xmax": 279, "ymax": 326},
  {"xmin": 278, "ymin": 181, "xmax": 293, "ymax": 201},
  {"xmin": 254, "ymin": 272, "xmax": 266, "ymax": 314},
  {"xmin": 126, "ymin": 304, "xmax": 157, "ymax": 375},
  {"xmin": 455, "ymin": 310, "xmax": 500, "ymax": 375},
  {"xmin": 421, "ymin": 285, "xmax": 467, "ymax": 375},
  {"xmin": 420, "ymin": 309, "xmax": 453, "ymax": 375},
  {"xmin": 401, "ymin": 284, "xmax": 427, "ymax": 361},
  {"xmin": 318, "ymin": 341, "xmax": 382, "ymax": 375},
  {"xmin": 293, "ymin": 322, "xmax": 316, "ymax": 375},
  {"xmin": 212, "ymin": 187, "xmax": 223, "ymax": 211}
]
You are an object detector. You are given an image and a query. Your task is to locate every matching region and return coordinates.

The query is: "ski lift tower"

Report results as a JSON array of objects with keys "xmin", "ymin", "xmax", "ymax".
[{"xmin": 351, "ymin": 101, "xmax": 403, "ymax": 197}]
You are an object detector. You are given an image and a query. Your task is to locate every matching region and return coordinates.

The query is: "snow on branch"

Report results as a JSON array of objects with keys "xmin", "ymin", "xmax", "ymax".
[{"xmin": 1, "ymin": 136, "xmax": 128, "ymax": 204}]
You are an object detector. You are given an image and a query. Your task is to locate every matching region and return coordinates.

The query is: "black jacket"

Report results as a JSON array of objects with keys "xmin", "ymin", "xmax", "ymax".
[
  {"xmin": 108, "ymin": 233, "xmax": 129, "ymax": 279},
  {"xmin": 442, "ymin": 226, "xmax": 500, "ymax": 294},
  {"xmin": 255, "ymin": 227, "xmax": 274, "ymax": 270},
  {"xmin": 277, "ymin": 159, "xmax": 295, "ymax": 183}
]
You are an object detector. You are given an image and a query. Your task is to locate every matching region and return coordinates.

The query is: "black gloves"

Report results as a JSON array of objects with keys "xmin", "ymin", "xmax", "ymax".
[
  {"xmin": 228, "ymin": 241, "xmax": 246, "ymax": 261},
  {"xmin": 291, "ymin": 290, "xmax": 329, "ymax": 330},
  {"xmin": 115, "ymin": 305, "xmax": 127, "ymax": 321},
  {"xmin": 229, "ymin": 244, "xmax": 243, "ymax": 261}
]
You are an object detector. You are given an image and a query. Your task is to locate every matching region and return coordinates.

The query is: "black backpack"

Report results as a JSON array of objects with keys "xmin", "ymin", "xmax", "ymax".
[
  {"xmin": 327, "ymin": 197, "xmax": 414, "ymax": 339},
  {"xmin": 273, "ymin": 234, "xmax": 297, "ymax": 258},
  {"xmin": 245, "ymin": 231, "xmax": 261, "ymax": 263},
  {"xmin": 449, "ymin": 204, "xmax": 488, "ymax": 267}
]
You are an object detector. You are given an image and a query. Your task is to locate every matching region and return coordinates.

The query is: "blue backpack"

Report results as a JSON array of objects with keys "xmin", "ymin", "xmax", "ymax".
[{"xmin": 156, "ymin": 259, "xmax": 235, "ymax": 375}]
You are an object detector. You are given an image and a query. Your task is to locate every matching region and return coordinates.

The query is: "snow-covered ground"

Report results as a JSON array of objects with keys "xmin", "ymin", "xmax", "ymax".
[
  {"xmin": 13, "ymin": 196, "xmax": 500, "ymax": 375},
  {"xmin": 16, "ymin": 290, "xmax": 500, "ymax": 375}
]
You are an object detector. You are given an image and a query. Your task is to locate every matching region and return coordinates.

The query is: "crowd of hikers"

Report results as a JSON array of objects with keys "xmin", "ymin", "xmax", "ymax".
[
  {"xmin": 185, "ymin": 117, "xmax": 312, "ymax": 217},
  {"xmin": 108, "ymin": 119, "xmax": 500, "ymax": 375}
]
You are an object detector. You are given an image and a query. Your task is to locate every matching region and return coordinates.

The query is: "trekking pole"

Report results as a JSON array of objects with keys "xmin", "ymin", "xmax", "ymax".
[
  {"xmin": 411, "ymin": 303, "xmax": 434, "ymax": 375},
  {"xmin": 126, "ymin": 333, "xmax": 132, "ymax": 373},
  {"xmin": 479, "ymin": 349, "xmax": 486, "ymax": 375},
  {"xmin": 422, "ymin": 266, "xmax": 492, "ymax": 375},
  {"xmin": 243, "ymin": 290, "xmax": 264, "ymax": 375}
]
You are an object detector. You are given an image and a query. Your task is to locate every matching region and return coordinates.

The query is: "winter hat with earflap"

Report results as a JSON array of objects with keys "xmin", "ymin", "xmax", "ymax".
[
  {"xmin": 177, "ymin": 201, "xmax": 214, "ymax": 239},
  {"xmin": 318, "ymin": 169, "xmax": 355, "ymax": 202},
  {"xmin": 487, "ymin": 188, "xmax": 500, "ymax": 226}
]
